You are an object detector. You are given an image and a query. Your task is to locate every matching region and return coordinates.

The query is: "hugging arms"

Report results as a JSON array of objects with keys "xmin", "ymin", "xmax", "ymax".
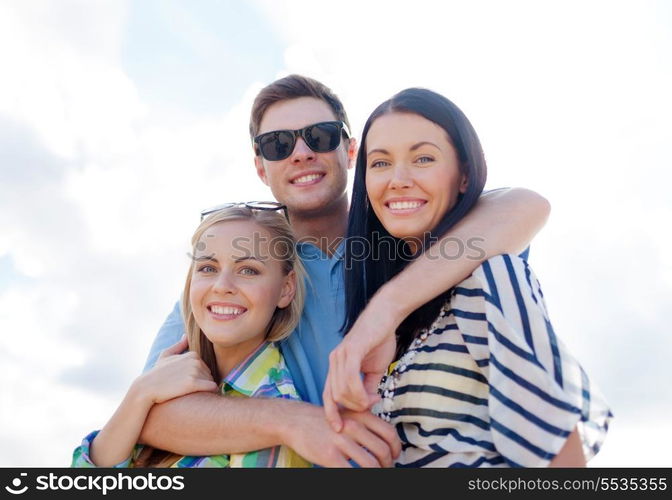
[
  {"xmin": 138, "ymin": 188, "xmax": 548, "ymax": 467},
  {"xmin": 125, "ymin": 75, "xmax": 577, "ymax": 467}
]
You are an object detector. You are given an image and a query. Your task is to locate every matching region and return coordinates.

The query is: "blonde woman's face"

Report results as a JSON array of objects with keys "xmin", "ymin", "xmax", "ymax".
[{"xmin": 189, "ymin": 220, "xmax": 294, "ymax": 375}]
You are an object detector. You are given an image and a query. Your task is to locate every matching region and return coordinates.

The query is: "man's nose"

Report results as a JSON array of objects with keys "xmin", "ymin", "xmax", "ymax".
[{"xmin": 290, "ymin": 137, "xmax": 316, "ymax": 163}]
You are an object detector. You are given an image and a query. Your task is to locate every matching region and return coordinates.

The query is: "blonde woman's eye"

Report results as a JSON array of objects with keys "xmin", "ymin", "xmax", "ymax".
[
  {"xmin": 197, "ymin": 265, "xmax": 216, "ymax": 273},
  {"xmin": 240, "ymin": 267, "xmax": 259, "ymax": 276}
]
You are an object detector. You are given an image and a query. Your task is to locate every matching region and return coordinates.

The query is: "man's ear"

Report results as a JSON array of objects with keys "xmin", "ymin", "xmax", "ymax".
[
  {"xmin": 347, "ymin": 137, "xmax": 358, "ymax": 170},
  {"xmin": 277, "ymin": 270, "xmax": 296, "ymax": 309},
  {"xmin": 459, "ymin": 174, "xmax": 469, "ymax": 194},
  {"xmin": 254, "ymin": 154, "xmax": 269, "ymax": 186}
]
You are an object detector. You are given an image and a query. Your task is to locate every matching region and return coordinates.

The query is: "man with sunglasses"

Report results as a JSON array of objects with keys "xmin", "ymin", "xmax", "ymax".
[{"xmin": 139, "ymin": 75, "xmax": 549, "ymax": 467}]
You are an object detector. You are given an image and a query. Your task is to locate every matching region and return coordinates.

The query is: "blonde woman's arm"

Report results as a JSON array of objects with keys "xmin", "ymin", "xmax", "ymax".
[{"xmin": 90, "ymin": 337, "xmax": 217, "ymax": 466}]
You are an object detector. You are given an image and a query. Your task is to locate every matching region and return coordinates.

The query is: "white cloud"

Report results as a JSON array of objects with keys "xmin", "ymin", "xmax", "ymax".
[
  {"xmin": 589, "ymin": 417, "xmax": 672, "ymax": 468},
  {"xmin": 0, "ymin": 1, "xmax": 141, "ymax": 160},
  {"xmin": 0, "ymin": 0, "xmax": 271, "ymax": 466}
]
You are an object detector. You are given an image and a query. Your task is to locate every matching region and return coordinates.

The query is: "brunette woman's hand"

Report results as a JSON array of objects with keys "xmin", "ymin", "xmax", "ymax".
[
  {"xmin": 132, "ymin": 335, "xmax": 218, "ymax": 406},
  {"xmin": 323, "ymin": 305, "xmax": 398, "ymax": 432}
]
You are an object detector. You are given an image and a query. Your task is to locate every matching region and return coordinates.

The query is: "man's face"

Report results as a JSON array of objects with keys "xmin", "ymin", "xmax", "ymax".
[{"xmin": 254, "ymin": 97, "xmax": 353, "ymax": 216}]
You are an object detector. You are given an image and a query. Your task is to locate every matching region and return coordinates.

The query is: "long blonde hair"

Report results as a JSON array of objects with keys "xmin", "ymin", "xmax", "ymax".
[
  {"xmin": 182, "ymin": 206, "xmax": 306, "ymax": 382},
  {"xmin": 137, "ymin": 206, "xmax": 305, "ymax": 468}
]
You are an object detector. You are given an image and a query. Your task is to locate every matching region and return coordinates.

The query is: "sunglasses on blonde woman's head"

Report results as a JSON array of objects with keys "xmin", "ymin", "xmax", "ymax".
[
  {"xmin": 200, "ymin": 201, "xmax": 288, "ymax": 221},
  {"xmin": 253, "ymin": 121, "xmax": 350, "ymax": 162}
]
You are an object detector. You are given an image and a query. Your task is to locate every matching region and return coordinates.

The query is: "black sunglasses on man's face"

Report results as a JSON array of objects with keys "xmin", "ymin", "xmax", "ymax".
[{"xmin": 253, "ymin": 121, "xmax": 350, "ymax": 162}]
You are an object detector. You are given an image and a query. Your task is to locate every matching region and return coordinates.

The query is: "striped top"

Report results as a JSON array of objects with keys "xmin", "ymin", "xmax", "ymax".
[
  {"xmin": 373, "ymin": 254, "xmax": 612, "ymax": 467},
  {"xmin": 72, "ymin": 342, "xmax": 310, "ymax": 468}
]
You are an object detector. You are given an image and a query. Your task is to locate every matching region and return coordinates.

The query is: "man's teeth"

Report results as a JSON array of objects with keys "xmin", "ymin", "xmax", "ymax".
[
  {"xmin": 210, "ymin": 305, "xmax": 245, "ymax": 315},
  {"xmin": 292, "ymin": 174, "xmax": 323, "ymax": 184},
  {"xmin": 388, "ymin": 201, "xmax": 424, "ymax": 210}
]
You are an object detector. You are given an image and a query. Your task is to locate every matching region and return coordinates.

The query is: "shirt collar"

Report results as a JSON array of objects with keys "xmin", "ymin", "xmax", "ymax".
[
  {"xmin": 219, "ymin": 342, "xmax": 281, "ymax": 397},
  {"xmin": 332, "ymin": 239, "xmax": 346, "ymax": 261},
  {"xmin": 297, "ymin": 238, "xmax": 345, "ymax": 262}
]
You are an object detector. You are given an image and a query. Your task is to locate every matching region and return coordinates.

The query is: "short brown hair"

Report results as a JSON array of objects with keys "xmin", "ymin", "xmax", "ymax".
[{"xmin": 249, "ymin": 74, "xmax": 350, "ymax": 139}]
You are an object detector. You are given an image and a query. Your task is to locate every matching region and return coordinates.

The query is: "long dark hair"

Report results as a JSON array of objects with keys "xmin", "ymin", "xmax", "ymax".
[{"xmin": 343, "ymin": 88, "xmax": 487, "ymax": 355}]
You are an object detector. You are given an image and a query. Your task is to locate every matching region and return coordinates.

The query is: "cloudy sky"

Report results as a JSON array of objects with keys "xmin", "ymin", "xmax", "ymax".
[{"xmin": 0, "ymin": 0, "xmax": 670, "ymax": 467}]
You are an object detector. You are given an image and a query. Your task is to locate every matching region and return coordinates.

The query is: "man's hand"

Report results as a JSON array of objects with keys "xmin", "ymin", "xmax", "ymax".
[{"xmin": 284, "ymin": 403, "xmax": 401, "ymax": 467}]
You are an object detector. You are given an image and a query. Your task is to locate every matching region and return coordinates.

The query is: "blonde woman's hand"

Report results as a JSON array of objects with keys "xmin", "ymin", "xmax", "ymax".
[{"xmin": 131, "ymin": 335, "xmax": 219, "ymax": 406}]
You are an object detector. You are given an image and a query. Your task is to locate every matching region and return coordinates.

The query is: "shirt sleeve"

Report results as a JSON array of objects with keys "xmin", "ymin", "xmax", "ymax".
[
  {"xmin": 142, "ymin": 300, "xmax": 185, "ymax": 373},
  {"xmin": 451, "ymin": 254, "xmax": 612, "ymax": 467},
  {"xmin": 518, "ymin": 245, "xmax": 530, "ymax": 261},
  {"xmin": 70, "ymin": 430, "xmax": 133, "ymax": 468}
]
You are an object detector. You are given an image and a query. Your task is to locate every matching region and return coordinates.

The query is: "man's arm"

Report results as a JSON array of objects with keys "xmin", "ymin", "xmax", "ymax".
[
  {"xmin": 140, "ymin": 393, "xmax": 285, "ymax": 455},
  {"xmin": 140, "ymin": 394, "xmax": 400, "ymax": 467},
  {"xmin": 324, "ymin": 188, "xmax": 551, "ymax": 427}
]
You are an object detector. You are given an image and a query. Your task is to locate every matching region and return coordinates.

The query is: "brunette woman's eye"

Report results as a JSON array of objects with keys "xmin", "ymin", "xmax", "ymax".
[
  {"xmin": 369, "ymin": 159, "xmax": 390, "ymax": 168},
  {"xmin": 417, "ymin": 155, "xmax": 434, "ymax": 164}
]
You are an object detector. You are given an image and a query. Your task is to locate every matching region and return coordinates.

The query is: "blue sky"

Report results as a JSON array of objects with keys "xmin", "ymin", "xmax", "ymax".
[
  {"xmin": 0, "ymin": 0, "xmax": 671, "ymax": 466},
  {"xmin": 0, "ymin": 255, "xmax": 31, "ymax": 293},
  {"xmin": 122, "ymin": 0, "xmax": 284, "ymax": 113}
]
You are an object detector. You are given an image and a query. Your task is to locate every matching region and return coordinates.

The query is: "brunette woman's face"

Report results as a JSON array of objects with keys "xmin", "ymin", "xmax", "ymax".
[{"xmin": 365, "ymin": 112, "xmax": 467, "ymax": 248}]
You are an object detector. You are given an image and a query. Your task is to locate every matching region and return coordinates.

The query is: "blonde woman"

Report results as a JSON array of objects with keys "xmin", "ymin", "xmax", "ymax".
[{"xmin": 72, "ymin": 205, "xmax": 310, "ymax": 467}]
